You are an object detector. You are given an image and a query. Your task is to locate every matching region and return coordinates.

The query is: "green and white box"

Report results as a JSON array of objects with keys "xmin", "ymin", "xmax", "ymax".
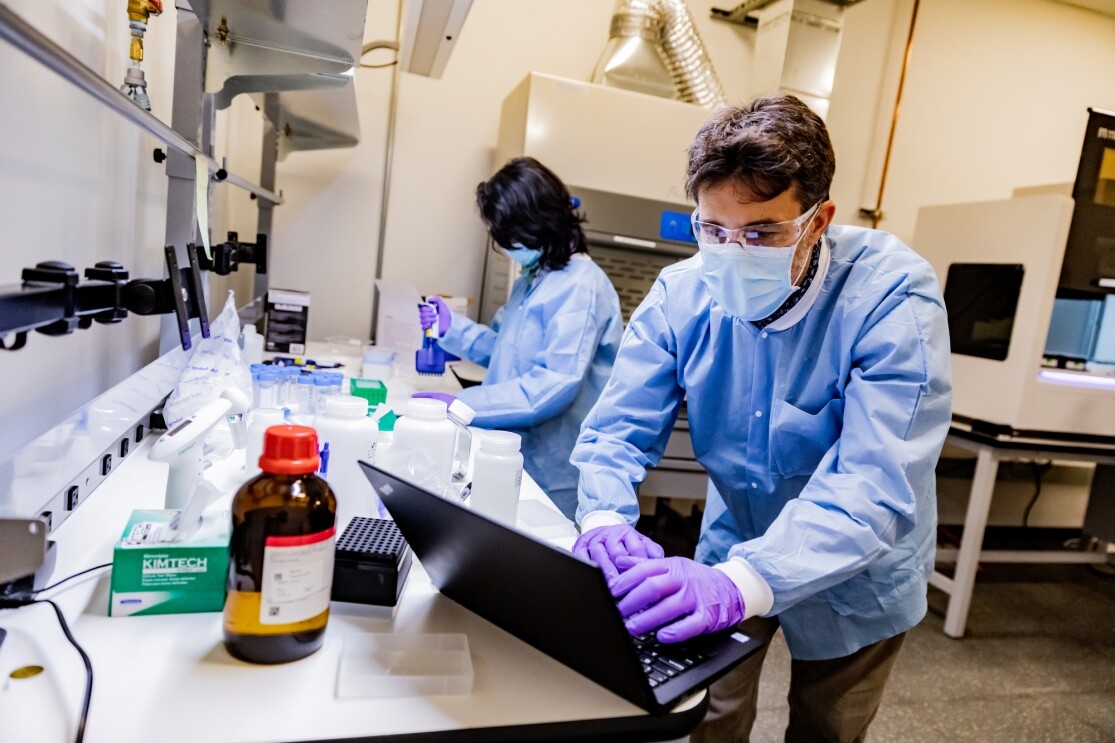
[{"xmin": 109, "ymin": 509, "xmax": 230, "ymax": 617}]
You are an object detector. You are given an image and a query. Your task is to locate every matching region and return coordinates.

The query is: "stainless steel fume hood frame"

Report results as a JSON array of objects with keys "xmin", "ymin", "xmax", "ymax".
[{"xmin": 0, "ymin": 0, "xmax": 368, "ymax": 555}]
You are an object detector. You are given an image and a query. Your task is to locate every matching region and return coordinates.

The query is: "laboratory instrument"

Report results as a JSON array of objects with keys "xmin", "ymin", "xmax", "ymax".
[
  {"xmin": 468, "ymin": 430, "xmax": 522, "ymax": 526},
  {"xmin": 148, "ymin": 394, "xmax": 235, "ymax": 510},
  {"xmin": 224, "ymin": 425, "xmax": 337, "ymax": 664},
  {"xmin": 416, "ymin": 300, "xmax": 447, "ymax": 375},
  {"xmin": 914, "ymin": 108, "xmax": 1115, "ymax": 438}
]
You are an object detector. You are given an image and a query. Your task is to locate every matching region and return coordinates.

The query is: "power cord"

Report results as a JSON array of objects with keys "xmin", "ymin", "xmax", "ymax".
[
  {"xmin": 0, "ymin": 564, "xmax": 109, "ymax": 743},
  {"xmin": 1020, "ymin": 460, "xmax": 1053, "ymax": 529},
  {"xmin": 36, "ymin": 563, "xmax": 111, "ymax": 595}
]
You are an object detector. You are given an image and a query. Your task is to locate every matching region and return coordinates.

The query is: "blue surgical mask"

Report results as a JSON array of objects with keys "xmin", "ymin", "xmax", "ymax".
[
  {"xmin": 698, "ymin": 243, "xmax": 797, "ymax": 321},
  {"xmin": 504, "ymin": 242, "xmax": 542, "ymax": 267}
]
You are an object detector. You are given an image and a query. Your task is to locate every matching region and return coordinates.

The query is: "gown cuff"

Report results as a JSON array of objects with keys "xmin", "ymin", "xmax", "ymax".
[
  {"xmin": 713, "ymin": 557, "xmax": 775, "ymax": 619},
  {"xmin": 578, "ymin": 509, "xmax": 628, "ymax": 533}
]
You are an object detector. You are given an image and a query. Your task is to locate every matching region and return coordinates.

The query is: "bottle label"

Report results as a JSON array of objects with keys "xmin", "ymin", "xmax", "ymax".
[{"xmin": 259, "ymin": 527, "xmax": 336, "ymax": 625}]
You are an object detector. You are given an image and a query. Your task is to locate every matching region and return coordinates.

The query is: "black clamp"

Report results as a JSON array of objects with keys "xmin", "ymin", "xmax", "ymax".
[
  {"xmin": 194, "ymin": 232, "xmax": 268, "ymax": 276},
  {"xmin": 0, "ymin": 245, "xmax": 211, "ymax": 353}
]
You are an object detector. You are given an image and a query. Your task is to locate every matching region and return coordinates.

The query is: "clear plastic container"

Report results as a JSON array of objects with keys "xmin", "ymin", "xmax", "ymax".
[
  {"xmin": 245, "ymin": 408, "xmax": 288, "ymax": 477},
  {"xmin": 313, "ymin": 373, "xmax": 334, "ymax": 416},
  {"xmin": 446, "ymin": 399, "xmax": 475, "ymax": 489},
  {"xmin": 469, "ymin": 431, "xmax": 523, "ymax": 526},
  {"xmin": 280, "ymin": 366, "xmax": 301, "ymax": 406},
  {"xmin": 253, "ymin": 369, "xmax": 280, "ymax": 410},
  {"xmin": 392, "ymin": 398, "xmax": 457, "ymax": 493},
  {"xmin": 361, "ymin": 347, "xmax": 396, "ymax": 382},
  {"xmin": 239, "ymin": 324, "xmax": 264, "ymax": 365},
  {"xmin": 336, "ymin": 633, "xmax": 473, "ymax": 698},
  {"xmin": 293, "ymin": 373, "xmax": 316, "ymax": 416}
]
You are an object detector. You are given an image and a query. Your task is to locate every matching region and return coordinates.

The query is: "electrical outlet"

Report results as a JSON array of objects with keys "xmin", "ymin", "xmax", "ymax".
[
  {"xmin": 34, "ymin": 397, "xmax": 167, "ymax": 536},
  {"xmin": 65, "ymin": 486, "xmax": 80, "ymax": 511}
]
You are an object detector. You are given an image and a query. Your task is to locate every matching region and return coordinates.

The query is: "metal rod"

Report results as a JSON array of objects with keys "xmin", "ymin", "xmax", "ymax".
[
  {"xmin": 222, "ymin": 170, "xmax": 282, "ymax": 205},
  {"xmin": 369, "ymin": 0, "xmax": 404, "ymax": 342},
  {"xmin": 860, "ymin": 0, "xmax": 919, "ymax": 229},
  {"xmin": 0, "ymin": 3, "xmax": 283, "ymax": 206}
]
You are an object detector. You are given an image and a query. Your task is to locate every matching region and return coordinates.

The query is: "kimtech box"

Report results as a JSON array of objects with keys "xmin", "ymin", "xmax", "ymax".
[
  {"xmin": 265, "ymin": 288, "xmax": 310, "ymax": 354},
  {"xmin": 109, "ymin": 509, "xmax": 230, "ymax": 617}
]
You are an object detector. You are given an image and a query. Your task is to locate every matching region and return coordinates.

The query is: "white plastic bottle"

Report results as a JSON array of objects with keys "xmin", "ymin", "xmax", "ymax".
[
  {"xmin": 393, "ymin": 397, "xmax": 457, "ymax": 493},
  {"xmin": 239, "ymin": 323, "xmax": 264, "ymax": 365},
  {"xmin": 244, "ymin": 408, "xmax": 287, "ymax": 477},
  {"xmin": 313, "ymin": 394, "xmax": 381, "ymax": 532},
  {"xmin": 469, "ymin": 431, "xmax": 523, "ymax": 526}
]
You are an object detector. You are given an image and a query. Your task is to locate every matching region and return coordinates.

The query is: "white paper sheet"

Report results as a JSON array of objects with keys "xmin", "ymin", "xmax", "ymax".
[{"xmin": 374, "ymin": 278, "xmax": 423, "ymax": 357}]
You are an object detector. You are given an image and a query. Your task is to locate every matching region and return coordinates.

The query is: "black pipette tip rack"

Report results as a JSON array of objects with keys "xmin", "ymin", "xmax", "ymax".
[{"xmin": 331, "ymin": 517, "xmax": 412, "ymax": 607}]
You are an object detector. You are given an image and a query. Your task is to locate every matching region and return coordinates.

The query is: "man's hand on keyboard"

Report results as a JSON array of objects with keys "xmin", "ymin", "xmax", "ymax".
[
  {"xmin": 610, "ymin": 556, "xmax": 746, "ymax": 643},
  {"xmin": 572, "ymin": 524, "xmax": 664, "ymax": 584}
]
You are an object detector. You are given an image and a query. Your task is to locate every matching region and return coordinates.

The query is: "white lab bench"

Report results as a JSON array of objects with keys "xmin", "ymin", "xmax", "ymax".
[{"xmin": 0, "ymin": 429, "xmax": 706, "ymax": 742}]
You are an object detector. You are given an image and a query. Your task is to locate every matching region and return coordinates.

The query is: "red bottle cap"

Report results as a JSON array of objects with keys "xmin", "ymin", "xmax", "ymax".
[{"xmin": 258, "ymin": 425, "xmax": 321, "ymax": 475}]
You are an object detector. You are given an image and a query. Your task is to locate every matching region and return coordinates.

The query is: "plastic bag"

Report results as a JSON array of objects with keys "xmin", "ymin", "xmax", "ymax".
[{"xmin": 163, "ymin": 291, "xmax": 252, "ymax": 429}]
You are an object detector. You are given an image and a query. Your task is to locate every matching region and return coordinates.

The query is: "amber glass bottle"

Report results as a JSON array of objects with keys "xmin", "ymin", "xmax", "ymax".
[{"xmin": 224, "ymin": 424, "xmax": 337, "ymax": 664}]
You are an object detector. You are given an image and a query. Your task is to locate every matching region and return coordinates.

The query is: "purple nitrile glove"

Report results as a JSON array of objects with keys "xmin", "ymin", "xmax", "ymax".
[
  {"xmin": 418, "ymin": 296, "xmax": 452, "ymax": 335},
  {"xmin": 609, "ymin": 556, "xmax": 745, "ymax": 644},
  {"xmin": 572, "ymin": 524, "xmax": 665, "ymax": 585},
  {"xmin": 412, "ymin": 391, "xmax": 456, "ymax": 407}
]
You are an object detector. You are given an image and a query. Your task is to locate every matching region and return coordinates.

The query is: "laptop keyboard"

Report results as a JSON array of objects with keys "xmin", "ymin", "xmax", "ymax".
[{"xmin": 632, "ymin": 632, "xmax": 708, "ymax": 688}]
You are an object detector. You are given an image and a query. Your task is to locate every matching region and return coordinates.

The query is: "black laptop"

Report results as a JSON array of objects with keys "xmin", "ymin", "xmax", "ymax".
[{"xmin": 358, "ymin": 460, "xmax": 768, "ymax": 715}]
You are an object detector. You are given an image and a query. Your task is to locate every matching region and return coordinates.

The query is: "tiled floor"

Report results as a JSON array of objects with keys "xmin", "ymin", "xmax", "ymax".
[
  {"xmin": 747, "ymin": 562, "xmax": 1115, "ymax": 742},
  {"xmin": 642, "ymin": 506, "xmax": 1115, "ymax": 742}
]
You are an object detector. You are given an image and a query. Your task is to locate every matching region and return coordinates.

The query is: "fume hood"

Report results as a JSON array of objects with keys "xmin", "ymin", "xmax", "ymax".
[{"xmin": 482, "ymin": 71, "xmax": 710, "ymax": 324}]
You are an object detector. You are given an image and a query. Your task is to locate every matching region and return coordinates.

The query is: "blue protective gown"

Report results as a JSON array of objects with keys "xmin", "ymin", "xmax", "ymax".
[
  {"xmin": 439, "ymin": 255, "xmax": 623, "ymax": 519},
  {"xmin": 572, "ymin": 225, "xmax": 953, "ymax": 660}
]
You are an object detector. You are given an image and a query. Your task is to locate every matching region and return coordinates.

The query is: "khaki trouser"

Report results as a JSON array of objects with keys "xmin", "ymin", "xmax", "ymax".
[{"xmin": 690, "ymin": 616, "xmax": 907, "ymax": 743}]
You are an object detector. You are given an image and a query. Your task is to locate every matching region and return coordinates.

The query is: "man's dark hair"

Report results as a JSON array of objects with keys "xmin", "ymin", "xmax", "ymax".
[
  {"xmin": 476, "ymin": 156, "xmax": 587, "ymax": 272},
  {"xmin": 685, "ymin": 95, "xmax": 835, "ymax": 210}
]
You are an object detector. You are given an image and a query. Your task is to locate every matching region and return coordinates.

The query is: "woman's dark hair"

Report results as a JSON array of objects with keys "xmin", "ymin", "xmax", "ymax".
[
  {"xmin": 476, "ymin": 156, "xmax": 587, "ymax": 272},
  {"xmin": 685, "ymin": 94, "xmax": 835, "ymax": 210}
]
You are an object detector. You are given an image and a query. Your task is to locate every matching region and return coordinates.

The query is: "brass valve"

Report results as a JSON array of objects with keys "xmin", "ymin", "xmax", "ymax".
[{"xmin": 126, "ymin": 0, "xmax": 163, "ymax": 63}]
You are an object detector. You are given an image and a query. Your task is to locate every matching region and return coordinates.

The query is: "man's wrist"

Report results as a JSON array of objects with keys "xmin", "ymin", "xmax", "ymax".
[
  {"xmin": 713, "ymin": 558, "xmax": 775, "ymax": 618},
  {"xmin": 578, "ymin": 509, "xmax": 628, "ymax": 533}
]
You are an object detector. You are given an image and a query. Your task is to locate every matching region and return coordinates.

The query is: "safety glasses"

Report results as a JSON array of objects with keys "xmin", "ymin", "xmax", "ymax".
[{"xmin": 691, "ymin": 202, "xmax": 821, "ymax": 249}]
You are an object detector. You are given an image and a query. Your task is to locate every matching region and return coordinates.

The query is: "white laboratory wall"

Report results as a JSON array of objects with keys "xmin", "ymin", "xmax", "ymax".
[
  {"xmin": 0, "ymin": 0, "xmax": 177, "ymax": 461},
  {"xmin": 828, "ymin": 0, "xmax": 1115, "ymax": 248}
]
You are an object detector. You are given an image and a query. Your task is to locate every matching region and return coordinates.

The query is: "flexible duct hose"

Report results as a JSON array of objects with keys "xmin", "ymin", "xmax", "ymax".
[{"xmin": 600, "ymin": 0, "xmax": 727, "ymax": 109}]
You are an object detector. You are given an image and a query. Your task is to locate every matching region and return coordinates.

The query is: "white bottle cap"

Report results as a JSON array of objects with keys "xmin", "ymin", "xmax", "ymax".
[
  {"xmin": 250, "ymin": 408, "xmax": 286, "ymax": 427},
  {"xmin": 448, "ymin": 398, "xmax": 476, "ymax": 425},
  {"xmin": 480, "ymin": 430, "xmax": 521, "ymax": 452},
  {"xmin": 408, "ymin": 397, "xmax": 448, "ymax": 420},
  {"xmin": 242, "ymin": 324, "xmax": 258, "ymax": 336},
  {"xmin": 325, "ymin": 394, "xmax": 369, "ymax": 418}
]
